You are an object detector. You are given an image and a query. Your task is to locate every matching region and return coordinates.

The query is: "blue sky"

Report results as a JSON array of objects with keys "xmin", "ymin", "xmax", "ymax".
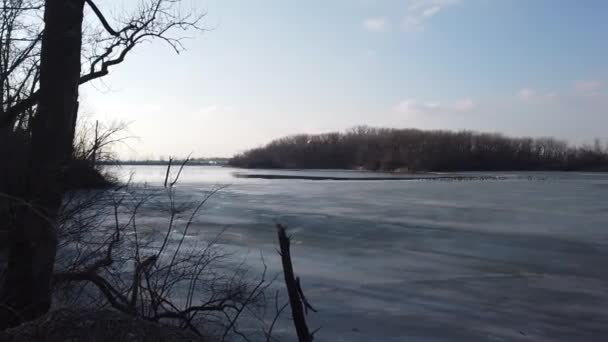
[{"xmin": 83, "ymin": 0, "xmax": 608, "ymax": 158}]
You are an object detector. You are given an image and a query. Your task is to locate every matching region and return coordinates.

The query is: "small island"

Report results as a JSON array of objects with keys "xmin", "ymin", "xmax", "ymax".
[{"xmin": 229, "ymin": 127, "xmax": 608, "ymax": 172}]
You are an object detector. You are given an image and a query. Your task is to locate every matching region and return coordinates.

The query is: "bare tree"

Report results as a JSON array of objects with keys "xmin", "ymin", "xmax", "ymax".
[
  {"xmin": 1, "ymin": 0, "xmax": 204, "ymax": 129},
  {"xmin": 0, "ymin": 0, "xmax": 42, "ymax": 132},
  {"xmin": 50, "ymin": 164, "xmax": 274, "ymax": 340},
  {"xmin": 0, "ymin": 0, "xmax": 204, "ymax": 328},
  {"xmin": 73, "ymin": 119, "xmax": 131, "ymax": 168}
]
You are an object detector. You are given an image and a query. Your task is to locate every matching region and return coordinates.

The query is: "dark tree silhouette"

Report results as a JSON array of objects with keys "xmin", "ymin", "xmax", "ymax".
[
  {"xmin": 229, "ymin": 127, "xmax": 608, "ymax": 172},
  {"xmin": 0, "ymin": 0, "xmax": 42, "ymax": 132},
  {"xmin": 0, "ymin": 0, "xmax": 86, "ymax": 327},
  {"xmin": 276, "ymin": 224, "xmax": 318, "ymax": 342},
  {"xmin": 0, "ymin": 0, "xmax": 203, "ymax": 328}
]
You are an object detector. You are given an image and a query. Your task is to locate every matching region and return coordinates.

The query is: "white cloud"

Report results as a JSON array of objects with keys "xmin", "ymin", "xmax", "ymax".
[
  {"xmin": 402, "ymin": 0, "xmax": 461, "ymax": 32},
  {"xmin": 574, "ymin": 80, "xmax": 603, "ymax": 92},
  {"xmin": 516, "ymin": 78, "xmax": 608, "ymax": 108},
  {"xmin": 363, "ymin": 17, "xmax": 389, "ymax": 32},
  {"xmin": 395, "ymin": 100, "xmax": 438, "ymax": 115},
  {"xmin": 422, "ymin": 5, "xmax": 442, "ymax": 17},
  {"xmin": 574, "ymin": 80, "xmax": 605, "ymax": 97},
  {"xmin": 450, "ymin": 98, "xmax": 475, "ymax": 112},
  {"xmin": 517, "ymin": 88, "xmax": 558, "ymax": 102},
  {"xmin": 517, "ymin": 88, "xmax": 536, "ymax": 100},
  {"xmin": 395, "ymin": 97, "xmax": 475, "ymax": 115},
  {"xmin": 200, "ymin": 105, "xmax": 219, "ymax": 114}
]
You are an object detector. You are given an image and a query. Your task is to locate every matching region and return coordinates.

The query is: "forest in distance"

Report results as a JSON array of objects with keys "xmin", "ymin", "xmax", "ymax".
[{"xmin": 228, "ymin": 127, "xmax": 608, "ymax": 172}]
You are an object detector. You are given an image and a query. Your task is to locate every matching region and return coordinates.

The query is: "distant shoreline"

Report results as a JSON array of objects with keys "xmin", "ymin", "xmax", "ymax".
[
  {"xmin": 105, "ymin": 160, "xmax": 229, "ymax": 166},
  {"xmin": 232, "ymin": 172, "xmax": 509, "ymax": 181},
  {"xmin": 109, "ymin": 162, "xmax": 608, "ymax": 173},
  {"xmin": 228, "ymin": 127, "xmax": 608, "ymax": 172}
]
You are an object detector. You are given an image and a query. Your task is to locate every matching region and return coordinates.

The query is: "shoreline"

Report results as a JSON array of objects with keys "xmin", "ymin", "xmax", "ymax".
[{"xmin": 232, "ymin": 173, "xmax": 509, "ymax": 181}]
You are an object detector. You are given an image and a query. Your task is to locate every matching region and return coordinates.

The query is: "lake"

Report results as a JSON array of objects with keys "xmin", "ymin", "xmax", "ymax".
[{"xmin": 111, "ymin": 165, "xmax": 608, "ymax": 341}]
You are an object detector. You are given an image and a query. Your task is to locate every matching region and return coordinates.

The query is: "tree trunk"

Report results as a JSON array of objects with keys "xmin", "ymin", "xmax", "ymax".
[
  {"xmin": 276, "ymin": 224, "xmax": 313, "ymax": 342},
  {"xmin": 0, "ymin": 0, "xmax": 85, "ymax": 329}
]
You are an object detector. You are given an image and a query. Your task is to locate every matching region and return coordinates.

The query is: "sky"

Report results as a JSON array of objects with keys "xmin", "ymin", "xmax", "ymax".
[{"xmin": 82, "ymin": 0, "xmax": 608, "ymax": 159}]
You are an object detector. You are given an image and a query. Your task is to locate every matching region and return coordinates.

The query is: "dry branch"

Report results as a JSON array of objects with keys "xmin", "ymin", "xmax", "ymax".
[{"xmin": 276, "ymin": 223, "xmax": 315, "ymax": 342}]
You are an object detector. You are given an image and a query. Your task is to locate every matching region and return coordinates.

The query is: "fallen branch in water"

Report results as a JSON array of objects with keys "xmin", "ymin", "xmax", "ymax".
[{"xmin": 276, "ymin": 223, "xmax": 318, "ymax": 342}]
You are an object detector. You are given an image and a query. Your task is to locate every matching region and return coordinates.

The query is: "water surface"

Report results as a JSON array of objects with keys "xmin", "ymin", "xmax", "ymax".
[{"xmin": 112, "ymin": 166, "xmax": 608, "ymax": 341}]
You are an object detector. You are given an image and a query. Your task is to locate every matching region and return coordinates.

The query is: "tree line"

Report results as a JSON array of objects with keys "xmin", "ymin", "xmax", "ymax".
[{"xmin": 229, "ymin": 126, "xmax": 608, "ymax": 172}]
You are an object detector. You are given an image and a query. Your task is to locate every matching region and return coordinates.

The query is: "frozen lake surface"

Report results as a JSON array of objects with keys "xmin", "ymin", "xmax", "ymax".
[{"xmin": 112, "ymin": 165, "xmax": 608, "ymax": 341}]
